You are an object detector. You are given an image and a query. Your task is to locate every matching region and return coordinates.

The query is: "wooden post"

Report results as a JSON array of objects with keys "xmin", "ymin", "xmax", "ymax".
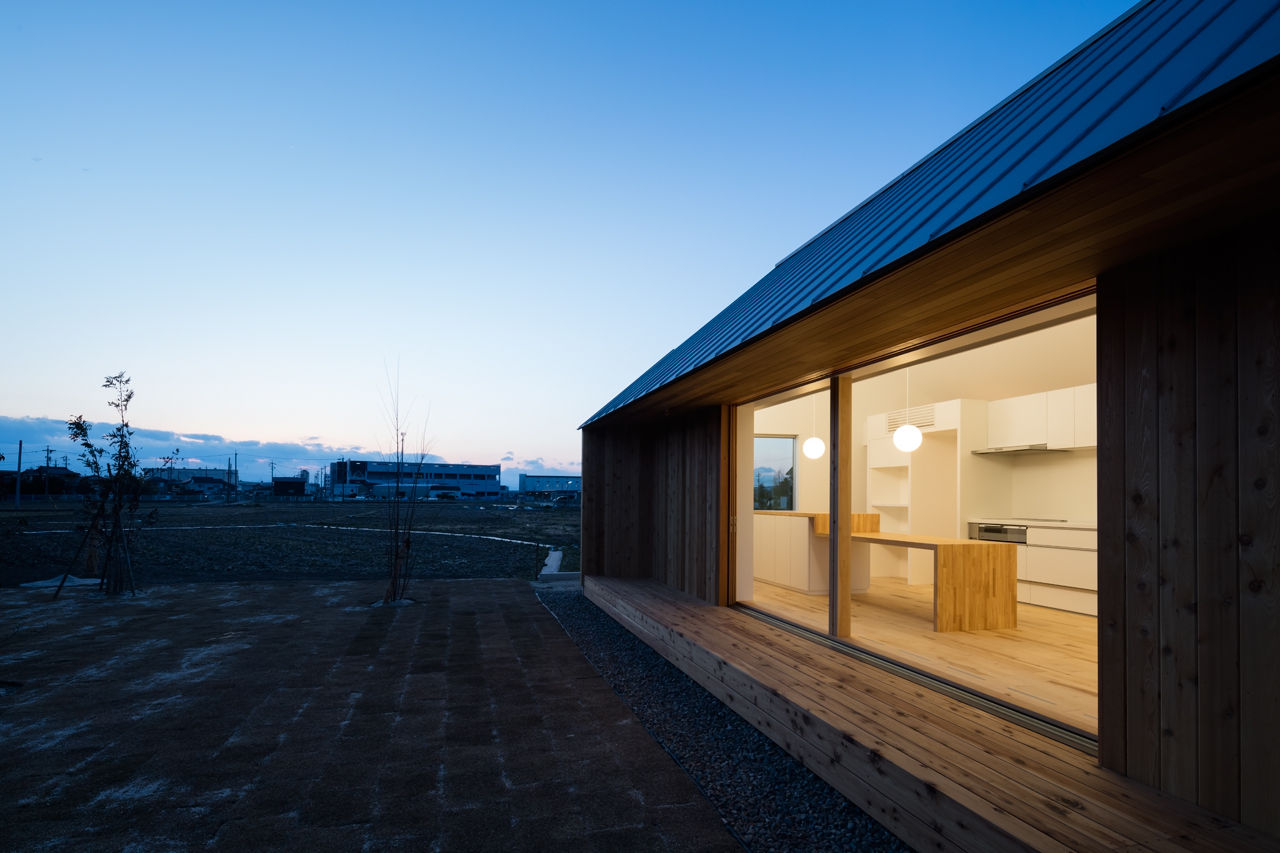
[{"xmin": 830, "ymin": 376, "xmax": 852, "ymax": 638}]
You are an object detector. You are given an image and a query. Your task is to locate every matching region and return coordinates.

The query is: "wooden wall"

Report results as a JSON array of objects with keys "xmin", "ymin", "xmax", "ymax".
[
  {"xmin": 1097, "ymin": 210, "xmax": 1279, "ymax": 835},
  {"xmin": 581, "ymin": 406, "xmax": 726, "ymax": 603}
]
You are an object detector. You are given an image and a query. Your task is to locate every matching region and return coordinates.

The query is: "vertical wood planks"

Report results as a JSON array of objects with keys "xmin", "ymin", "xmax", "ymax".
[
  {"xmin": 1123, "ymin": 259, "xmax": 1162, "ymax": 788},
  {"xmin": 1096, "ymin": 264, "xmax": 1128, "ymax": 773},
  {"xmin": 1157, "ymin": 262, "xmax": 1199, "ymax": 800},
  {"xmin": 1195, "ymin": 251, "xmax": 1241, "ymax": 818},
  {"xmin": 1098, "ymin": 210, "xmax": 1279, "ymax": 832},
  {"xmin": 1236, "ymin": 227, "xmax": 1280, "ymax": 836}
]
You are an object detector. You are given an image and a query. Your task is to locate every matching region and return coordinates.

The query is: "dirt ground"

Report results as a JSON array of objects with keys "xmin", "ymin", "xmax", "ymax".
[
  {"xmin": 0, "ymin": 501, "xmax": 581, "ymax": 588},
  {"xmin": 0, "ymin": 578, "xmax": 741, "ymax": 851}
]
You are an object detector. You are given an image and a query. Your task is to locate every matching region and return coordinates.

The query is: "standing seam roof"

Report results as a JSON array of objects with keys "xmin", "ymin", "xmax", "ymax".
[{"xmin": 585, "ymin": 0, "xmax": 1280, "ymax": 427}]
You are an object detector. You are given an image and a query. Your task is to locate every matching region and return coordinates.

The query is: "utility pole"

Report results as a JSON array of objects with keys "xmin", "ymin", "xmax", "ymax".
[{"xmin": 14, "ymin": 440, "xmax": 21, "ymax": 508}]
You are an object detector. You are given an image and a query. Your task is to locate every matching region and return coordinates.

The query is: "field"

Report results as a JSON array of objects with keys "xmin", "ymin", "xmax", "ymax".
[{"xmin": 0, "ymin": 500, "xmax": 581, "ymax": 588}]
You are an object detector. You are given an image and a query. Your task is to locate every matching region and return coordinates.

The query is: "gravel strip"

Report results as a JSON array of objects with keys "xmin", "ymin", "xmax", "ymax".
[{"xmin": 537, "ymin": 584, "xmax": 910, "ymax": 853}]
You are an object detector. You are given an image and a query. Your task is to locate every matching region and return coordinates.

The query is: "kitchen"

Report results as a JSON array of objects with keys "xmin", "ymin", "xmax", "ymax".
[{"xmin": 738, "ymin": 304, "xmax": 1099, "ymax": 733}]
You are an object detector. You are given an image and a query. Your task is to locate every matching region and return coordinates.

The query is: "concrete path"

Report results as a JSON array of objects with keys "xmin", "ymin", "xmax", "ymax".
[{"xmin": 0, "ymin": 578, "xmax": 742, "ymax": 851}]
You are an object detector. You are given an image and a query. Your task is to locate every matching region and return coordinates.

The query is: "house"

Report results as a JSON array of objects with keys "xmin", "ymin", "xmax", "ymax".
[
  {"xmin": 271, "ymin": 476, "xmax": 308, "ymax": 498},
  {"xmin": 581, "ymin": 1, "xmax": 1280, "ymax": 848}
]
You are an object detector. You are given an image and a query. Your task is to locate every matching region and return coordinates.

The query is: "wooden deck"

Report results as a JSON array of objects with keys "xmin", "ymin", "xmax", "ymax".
[
  {"xmin": 748, "ymin": 578, "xmax": 1097, "ymax": 735},
  {"xmin": 585, "ymin": 575, "xmax": 1277, "ymax": 852}
]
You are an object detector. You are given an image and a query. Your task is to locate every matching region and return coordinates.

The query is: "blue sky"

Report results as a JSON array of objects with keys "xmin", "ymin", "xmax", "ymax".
[{"xmin": 2, "ymin": 1, "xmax": 1134, "ymax": 487}]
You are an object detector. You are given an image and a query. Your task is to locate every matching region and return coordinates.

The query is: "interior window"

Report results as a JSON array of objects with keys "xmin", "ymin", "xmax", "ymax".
[{"xmin": 752, "ymin": 436, "xmax": 795, "ymax": 510}]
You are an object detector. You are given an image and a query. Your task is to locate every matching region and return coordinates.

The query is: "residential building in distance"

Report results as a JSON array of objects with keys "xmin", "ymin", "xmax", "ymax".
[
  {"xmin": 329, "ymin": 459, "xmax": 501, "ymax": 499},
  {"xmin": 141, "ymin": 466, "xmax": 238, "ymax": 499}
]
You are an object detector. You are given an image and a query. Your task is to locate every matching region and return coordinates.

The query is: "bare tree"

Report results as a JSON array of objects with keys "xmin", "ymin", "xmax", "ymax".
[
  {"xmin": 62, "ymin": 372, "xmax": 143, "ymax": 596},
  {"xmin": 382, "ymin": 367, "xmax": 430, "ymax": 603}
]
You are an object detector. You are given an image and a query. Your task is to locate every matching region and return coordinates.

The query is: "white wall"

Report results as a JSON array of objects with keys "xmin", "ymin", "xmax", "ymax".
[
  {"xmin": 1008, "ymin": 449, "xmax": 1097, "ymax": 523},
  {"xmin": 848, "ymin": 372, "xmax": 906, "ymax": 513},
  {"xmin": 753, "ymin": 391, "xmax": 830, "ymax": 513}
]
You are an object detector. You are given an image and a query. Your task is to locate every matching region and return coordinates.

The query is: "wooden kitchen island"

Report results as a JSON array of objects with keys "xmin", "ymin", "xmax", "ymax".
[{"xmin": 849, "ymin": 531, "xmax": 1017, "ymax": 632}]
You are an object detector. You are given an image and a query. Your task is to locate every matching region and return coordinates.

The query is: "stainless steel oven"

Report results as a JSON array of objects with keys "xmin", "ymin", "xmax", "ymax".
[{"xmin": 968, "ymin": 522, "xmax": 1028, "ymax": 544}]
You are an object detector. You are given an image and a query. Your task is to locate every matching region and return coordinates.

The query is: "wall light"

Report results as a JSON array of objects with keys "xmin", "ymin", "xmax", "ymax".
[{"xmin": 892, "ymin": 423, "xmax": 922, "ymax": 453}]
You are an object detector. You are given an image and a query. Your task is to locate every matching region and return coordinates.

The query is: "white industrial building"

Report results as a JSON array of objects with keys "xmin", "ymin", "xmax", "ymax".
[{"xmin": 329, "ymin": 459, "xmax": 501, "ymax": 499}]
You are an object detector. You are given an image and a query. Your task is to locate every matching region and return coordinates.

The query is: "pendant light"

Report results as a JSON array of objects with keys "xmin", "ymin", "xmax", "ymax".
[
  {"xmin": 892, "ymin": 368, "xmax": 922, "ymax": 452},
  {"xmin": 892, "ymin": 423, "xmax": 922, "ymax": 453},
  {"xmin": 802, "ymin": 394, "xmax": 826, "ymax": 459}
]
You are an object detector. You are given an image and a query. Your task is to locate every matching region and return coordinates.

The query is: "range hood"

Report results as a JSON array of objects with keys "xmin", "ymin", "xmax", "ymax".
[{"xmin": 971, "ymin": 443, "xmax": 1069, "ymax": 455}]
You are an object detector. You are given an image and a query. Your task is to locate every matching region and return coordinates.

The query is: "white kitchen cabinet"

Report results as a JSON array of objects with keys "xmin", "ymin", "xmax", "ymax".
[
  {"xmin": 987, "ymin": 392, "xmax": 1047, "ymax": 448},
  {"xmin": 1074, "ymin": 383, "xmax": 1097, "ymax": 447},
  {"xmin": 1027, "ymin": 526, "xmax": 1097, "ymax": 549},
  {"xmin": 753, "ymin": 515, "xmax": 775, "ymax": 584},
  {"xmin": 1046, "ymin": 383, "xmax": 1097, "ymax": 449},
  {"xmin": 1047, "ymin": 388, "xmax": 1075, "ymax": 449},
  {"xmin": 752, "ymin": 513, "xmax": 827, "ymax": 593},
  {"xmin": 1026, "ymin": 546, "xmax": 1096, "ymax": 590},
  {"xmin": 1029, "ymin": 585, "xmax": 1097, "ymax": 616}
]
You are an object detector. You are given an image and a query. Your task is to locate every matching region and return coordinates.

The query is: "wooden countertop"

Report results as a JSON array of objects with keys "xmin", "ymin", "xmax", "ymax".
[{"xmin": 850, "ymin": 531, "xmax": 1013, "ymax": 551}]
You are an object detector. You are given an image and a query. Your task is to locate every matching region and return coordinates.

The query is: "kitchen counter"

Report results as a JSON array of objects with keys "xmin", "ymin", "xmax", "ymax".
[
  {"xmin": 969, "ymin": 518, "xmax": 1097, "ymax": 616},
  {"xmin": 969, "ymin": 517, "xmax": 1096, "ymax": 530}
]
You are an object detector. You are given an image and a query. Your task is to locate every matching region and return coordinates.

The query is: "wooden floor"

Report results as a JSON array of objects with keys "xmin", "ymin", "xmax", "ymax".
[
  {"xmin": 586, "ymin": 575, "xmax": 1276, "ymax": 853},
  {"xmin": 744, "ymin": 578, "xmax": 1098, "ymax": 735}
]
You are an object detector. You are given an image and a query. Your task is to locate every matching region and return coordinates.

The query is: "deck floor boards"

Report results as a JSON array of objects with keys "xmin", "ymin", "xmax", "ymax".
[
  {"xmin": 585, "ymin": 576, "xmax": 1276, "ymax": 853},
  {"xmin": 746, "ymin": 577, "xmax": 1099, "ymax": 734}
]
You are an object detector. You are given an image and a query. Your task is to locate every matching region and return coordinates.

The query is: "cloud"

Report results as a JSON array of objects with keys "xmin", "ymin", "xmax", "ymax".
[{"xmin": 0, "ymin": 416, "xmax": 370, "ymax": 482}]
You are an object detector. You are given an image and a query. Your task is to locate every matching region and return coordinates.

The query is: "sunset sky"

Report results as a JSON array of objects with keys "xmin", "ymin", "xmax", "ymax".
[{"xmin": 2, "ymin": 0, "xmax": 1133, "ymax": 486}]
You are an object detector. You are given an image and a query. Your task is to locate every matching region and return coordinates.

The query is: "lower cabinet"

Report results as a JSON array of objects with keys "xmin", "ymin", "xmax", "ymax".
[
  {"xmin": 753, "ymin": 513, "xmax": 829, "ymax": 593},
  {"xmin": 1015, "ymin": 531, "xmax": 1097, "ymax": 616}
]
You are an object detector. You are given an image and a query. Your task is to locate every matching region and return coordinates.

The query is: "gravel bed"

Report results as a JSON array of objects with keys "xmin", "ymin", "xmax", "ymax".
[{"xmin": 537, "ymin": 585, "xmax": 910, "ymax": 853}]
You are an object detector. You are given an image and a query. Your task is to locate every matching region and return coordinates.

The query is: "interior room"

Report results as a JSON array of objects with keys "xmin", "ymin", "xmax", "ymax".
[{"xmin": 735, "ymin": 305, "xmax": 1098, "ymax": 735}]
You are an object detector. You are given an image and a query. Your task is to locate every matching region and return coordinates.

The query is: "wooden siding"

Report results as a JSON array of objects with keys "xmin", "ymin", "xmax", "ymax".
[
  {"xmin": 1096, "ymin": 210, "xmax": 1280, "ymax": 834},
  {"xmin": 581, "ymin": 407, "xmax": 726, "ymax": 603}
]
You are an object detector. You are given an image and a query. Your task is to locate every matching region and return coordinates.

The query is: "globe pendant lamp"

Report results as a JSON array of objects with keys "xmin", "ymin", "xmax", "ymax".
[
  {"xmin": 802, "ymin": 395, "xmax": 826, "ymax": 459},
  {"xmin": 892, "ymin": 369, "xmax": 922, "ymax": 452},
  {"xmin": 892, "ymin": 423, "xmax": 922, "ymax": 453}
]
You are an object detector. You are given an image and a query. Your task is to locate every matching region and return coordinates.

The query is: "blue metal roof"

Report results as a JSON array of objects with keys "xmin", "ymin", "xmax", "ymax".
[{"xmin": 586, "ymin": 0, "xmax": 1280, "ymax": 426}]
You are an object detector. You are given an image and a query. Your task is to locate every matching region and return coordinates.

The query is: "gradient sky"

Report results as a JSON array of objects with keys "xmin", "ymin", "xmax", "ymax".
[{"xmin": 2, "ymin": 1, "xmax": 1134, "ymax": 486}]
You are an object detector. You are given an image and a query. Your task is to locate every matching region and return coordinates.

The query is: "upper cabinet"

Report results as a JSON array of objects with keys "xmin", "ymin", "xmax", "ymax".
[
  {"xmin": 1046, "ymin": 383, "xmax": 1097, "ymax": 449},
  {"xmin": 985, "ymin": 383, "xmax": 1096, "ymax": 451},
  {"xmin": 987, "ymin": 392, "xmax": 1047, "ymax": 448}
]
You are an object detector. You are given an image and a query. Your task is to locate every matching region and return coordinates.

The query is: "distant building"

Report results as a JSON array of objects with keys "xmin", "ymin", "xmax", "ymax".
[
  {"xmin": 518, "ymin": 474, "xmax": 581, "ymax": 506},
  {"xmin": 329, "ymin": 459, "xmax": 501, "ymax": 499},
  {"xmin": 142, "ymin": 466, "xmax": 238, "ymax": 498},
  {"xmin": 518, "ymin": 474, "xmax": 580, "ymax": 492},
  {"xmin": 272, "ymin": 476, "xmax": 307, "ymax": 498}
]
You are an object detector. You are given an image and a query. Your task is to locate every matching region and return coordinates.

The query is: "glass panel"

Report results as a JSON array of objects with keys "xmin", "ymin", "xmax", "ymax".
[
  {"xmin": 839, "ymin": 312, "xmax": 1098, "ymax": 734},
  {"xmin": 752, "ymin": 436, "xmax": 795, "ymax": 510},
  {"xmin": 735, "ymin": 390, "xmax": 830, "ymax": 636},
  {"xmin": 732, "ymin": 305, "xmax": 1098, "ymax": 736}
]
